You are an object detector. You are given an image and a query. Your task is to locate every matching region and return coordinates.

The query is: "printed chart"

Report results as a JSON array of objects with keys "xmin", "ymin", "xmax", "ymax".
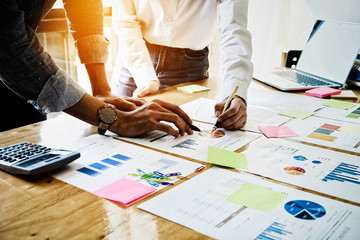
[
  {"xmin": 115, "ymin": 121, "xmax": 260, "ymax": 162},
  {"xmin": 284, "ymin": 200, "xmax": 326, "ymax": 220},
  {"xmin": 255, "ymin": 222, "xmax": 293, "ymax": 240},
  {"xmin": 242, "ymin": 137, "xmax": 360, "ymax": 203},
  {"xmin": 315, "ymin": 103, "xmax": 360, "ymax": 124},
  {"xmin": 52, "ymin": 135, "xmax": 202, "ymax": 203},
  {"xmin": 283, "ymin": 116, "xmax": 360, "ymax": 153},
  {"xmin": 139, "ymin": 167, "xmax": 360, "ymax": 240}
]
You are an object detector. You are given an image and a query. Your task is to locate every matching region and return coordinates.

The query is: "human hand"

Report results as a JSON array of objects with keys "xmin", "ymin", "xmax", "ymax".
[
  {"xmin": 214, "ymin": 96, "xmax": 247, "ymax": 130},
  {"xmin": 96, "ymin": 92, "xmax": 146, "ymax": 111},
  {"xmin": 110, "ymin": 99, "xmax": 193, "ymax": 137},
  {"xmin": 133, "ymin": 80, "xmax": 160, "ymax": 98}
]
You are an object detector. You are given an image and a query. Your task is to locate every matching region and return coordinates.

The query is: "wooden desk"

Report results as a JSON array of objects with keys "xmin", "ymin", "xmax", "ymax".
[{"xmin": 0, "ymin": 79, "xmax": 359, "ymax": 240}]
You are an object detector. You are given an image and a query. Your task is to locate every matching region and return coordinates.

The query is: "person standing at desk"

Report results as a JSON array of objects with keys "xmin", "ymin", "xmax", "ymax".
[
  {"xmin": 0, "ymin": 0, "xmax": 193, "ymax": 137},
  {"xmin": 110, "ymin": 0, "xmax": 254, "ymax": 130}
]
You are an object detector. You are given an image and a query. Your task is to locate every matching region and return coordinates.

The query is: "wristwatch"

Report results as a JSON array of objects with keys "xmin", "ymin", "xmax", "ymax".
[{"xmin": 97, "ymin": 103, "xmax": 117, "ymax": 135}]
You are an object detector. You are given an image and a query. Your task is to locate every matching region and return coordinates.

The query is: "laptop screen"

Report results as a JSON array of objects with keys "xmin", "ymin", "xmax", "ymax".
[{"xmin": 296, "ymin": 21, "xmax": 360, "ymax": 84}]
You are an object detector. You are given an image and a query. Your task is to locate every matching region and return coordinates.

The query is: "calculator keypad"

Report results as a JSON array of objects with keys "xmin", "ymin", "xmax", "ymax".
[{"xmin": 0, "ymin": 143, "xmax": 51, "ymax": 165}]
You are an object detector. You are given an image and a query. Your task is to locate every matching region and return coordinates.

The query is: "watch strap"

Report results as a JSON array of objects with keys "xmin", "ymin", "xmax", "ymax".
[{"xmin": 98, "ymin": 122, "xmax": 109, "ymax": 135}]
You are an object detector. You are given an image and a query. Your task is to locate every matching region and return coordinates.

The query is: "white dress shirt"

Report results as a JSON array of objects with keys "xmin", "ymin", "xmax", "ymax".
[{"xmin": 112, "ymin": 0, "xmax": 253, "ymax": 100}]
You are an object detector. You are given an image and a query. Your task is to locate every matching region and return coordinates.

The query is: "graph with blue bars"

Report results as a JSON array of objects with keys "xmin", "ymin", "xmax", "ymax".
[
  {"xmin": 255, "ymin": 222, "xmax": 292, "ymax": 240},
  {"xmin": 322, "ymin": 162, "xmax": 360, "ymax": 184},
  {"xmin": 76, "ymin": 153, "xmax": 131, "ymax": 177},
  {"xmin": 172, "ymin": 139, "xmax": 197, "ymax": 150}
]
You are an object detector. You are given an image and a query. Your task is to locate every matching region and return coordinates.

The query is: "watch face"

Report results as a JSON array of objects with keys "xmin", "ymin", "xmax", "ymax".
[{"xmin": 98, "ymin": 105, "xmax": 117, "ymax": 124}]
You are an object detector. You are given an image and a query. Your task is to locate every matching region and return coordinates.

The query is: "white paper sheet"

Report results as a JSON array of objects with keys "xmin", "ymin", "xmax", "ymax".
[
  {"xmin": 115, "ymin": 121, "xmax": 261, "ymax": 162},
  {"xmin": 247, "ymin": 88, "xmax": 325, "ymax": 112},
  {"xmin": 243, "ymin": 137, "xmax": 360, "ymax": 203},
  {"xmin": 52, "ymin": 135, "xmax": 202, "ymax": 193},
  {"xmin": 139, "ymin": 167, "xmax": 360, "ymax": 240},
  {"xmin": 315, "ymin": 103, "xmax": 360, "ymax": 124},
  {"xmin": 283, "ymin": 116, "xmax": 360, "ymax": 153},
  {"xmin": 180, "ymin": 97, "xmax": 218, "ymax": 124},
  {"xmin": 180, "ymin": 98, "xmax": 289, "ymax": 133}
]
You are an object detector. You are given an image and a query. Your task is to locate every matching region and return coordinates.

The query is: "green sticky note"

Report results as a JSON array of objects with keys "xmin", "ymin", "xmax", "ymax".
[
  {"xmin": 207, "ymin": 146, "xmax": 247, "ymax": 169},
  {"xmin": 278, "ymin": 108, "xmax": 314, "ymax": 119},
  {"xmin": 346, "ymin": 113, "xmax": 360, "ymax": 119},
  {"xmin": 323, "ymin": 99, "xmax": 355, "ymax": 110},
  {"xmin": 177, "ymin": 84, "xmax": 210, "ymax": 93},
  {"xmin": 226, "ymin": 184, "xmax": 287, "ymax": 213}
]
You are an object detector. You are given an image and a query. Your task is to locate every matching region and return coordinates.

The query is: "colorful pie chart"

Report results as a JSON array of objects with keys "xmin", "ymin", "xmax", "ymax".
[
  {"xmin": 284, "ymin": 166, "xmax": 306, "ymax": 175},
  {"xmin": 198, "ymin": 129, "xmax": 225, "ymax": 138}
]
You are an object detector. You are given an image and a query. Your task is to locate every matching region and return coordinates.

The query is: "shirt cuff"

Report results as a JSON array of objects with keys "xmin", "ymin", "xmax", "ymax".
[
  {"xmin": 222, "ymin": 78, "xmax": 249, "ymax": 104},
  {"xmin": 75, "ymin": 35, "xmax": 110, "ymax": 64},
  {"xmin": 37, "ymin": 68, "xmax": 86, "ymax": 113}
]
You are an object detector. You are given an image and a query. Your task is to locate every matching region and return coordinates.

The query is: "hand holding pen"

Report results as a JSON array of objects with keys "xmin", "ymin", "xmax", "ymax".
[{"xmin": 212, "ymin": 86, "xmax": 247, "ymax": 131}]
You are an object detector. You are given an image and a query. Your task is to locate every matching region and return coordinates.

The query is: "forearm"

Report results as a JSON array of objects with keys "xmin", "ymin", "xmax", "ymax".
[
  {"xmin": 85, "ymin": 63, "xmax": 111, "ymax": 97},
  {"xmin": 63, "ymin": 92, "xmax": 104, "ymax": 127}
]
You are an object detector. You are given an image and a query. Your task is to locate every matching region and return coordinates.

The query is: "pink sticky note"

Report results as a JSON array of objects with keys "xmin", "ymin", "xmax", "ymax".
[
  {"xmin": 258, "ymin": 126, "xmax": 299, "ymax": 138},
  {"xmin": 305, "ymin": 87, "xmax": 341, "ymax": 98},
  {"xmin": 93, "ymin": 178, "xmax": 156, "ymax": 206}
]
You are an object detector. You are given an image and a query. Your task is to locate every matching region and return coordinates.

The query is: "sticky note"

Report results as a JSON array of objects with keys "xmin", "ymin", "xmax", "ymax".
[
  {"xmin": 339, "ymin": 123, "xmax": 360, "ymax": 135},
  {"xmin": 258, "ymin": 126, "xmax": 299, "ymax": 138},
  {"xmin": 177, "ymin": 84, "xmax": 210, "ymax": 93},
  {"xmin": 305, "ymin": 87, "xmax": 341, "ymax": 98},
  {"xmin": 93, "ymin": 178, "xmax": 156, "ymax": 206},
  {"xmin": 331, "ymin": 90, "xmax": 358, "ymax": 100},
  {"xmin": 207, "ymin": 146, "xmax": 247, "ymax": 169},
  {"xmin": 226, "ymin": 184, "xmax": 287, "ymax": 213},
  {"xmin": 323, "ymin": 99, "xmax": 356, "ymax": 110},
  {"xmin": 279, "ymin": 108, "xmax": 315, "ymax": 119}
]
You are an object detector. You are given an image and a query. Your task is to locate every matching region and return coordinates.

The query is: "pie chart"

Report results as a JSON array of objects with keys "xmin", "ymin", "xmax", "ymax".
[
  {"xmin": 293, "ymin": 155, "xmax": 307, "ymax": 161},
  {"xmin": 284, "ymin": 166, "xmax": 306, "ymax": 175},
  {"xmin": 284, "ymin": 200, "xmax": 326, "ymax": 220},
  {"xmin": 198, "ymin": 129, "xmax": 225, "ymax": 138}
]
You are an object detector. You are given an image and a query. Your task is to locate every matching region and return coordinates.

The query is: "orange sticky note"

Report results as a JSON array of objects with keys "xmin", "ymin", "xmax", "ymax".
[{"xmin": 93, "ymin": 178, "xmax": 156, "ymax": 206}]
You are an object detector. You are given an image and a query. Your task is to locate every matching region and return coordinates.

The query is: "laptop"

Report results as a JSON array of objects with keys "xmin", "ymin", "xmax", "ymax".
[{"xmin": 253, "ymin": 0, "xmax": 360, "ymax": 91}]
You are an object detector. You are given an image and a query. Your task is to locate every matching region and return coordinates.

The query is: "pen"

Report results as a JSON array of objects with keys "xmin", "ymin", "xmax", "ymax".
[
  {"xmin": 211, "ymin": 85, "xmax": 239, "ymax": 133},
  {"xmin": 188, "ymin": 122, "xmax": 201, "ymax": 132}
]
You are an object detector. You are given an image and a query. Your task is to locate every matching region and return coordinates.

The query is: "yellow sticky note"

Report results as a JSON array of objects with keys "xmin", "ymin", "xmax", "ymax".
[
  {"xmin": 339, "ymin": 122, "xmax": 360, "ymax": 135},
  {"xmin": 279, "ymin": 108, "xmax": 314, "ymax": 119},
  {"xmin": 177, "ymin": 84, "xmax": 210, "ymax": 93},
  {"xmin": 331, "ymin": 90, "xmax": 358, "ymax": 100},
  {"xmin": 226, "ymin": 184, "xmax": 287, "ymax": 213},
  {"xmin": 207, "ymin": 146, "xmax": 247, "ymax": 169},
  {"xmin": 323, "ymin": 99, "xmax": 355, "ymax": 110}
]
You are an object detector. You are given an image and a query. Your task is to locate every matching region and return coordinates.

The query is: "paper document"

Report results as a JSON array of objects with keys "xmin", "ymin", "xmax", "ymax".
[
  {"xmin": 180, "ymin": 98, "xmax": 289, "ymax": 133},
  {"xmin": 247, "ymin": 88, "xmax": 325, "ymax": 112},
  {"xmin": 139, "ymin": 167, "xmax": 360, "ymax": 240},
  {"xmin": 283, "ymin": 116, "xmax": 360, "ymax": 153},
  {"xmin": 52, "ymin": 135, "xmax": 202, "ymax": 206},
  {"xmin": 243, "ymin": 137, "xmax": 360, "ymax": 203},
  {"xmin": 315, "ymin": 103, "xmax": 360, "ymax": 124},
  {"xmin": 115, "ymin": 121, "xmax": 260, "ymax": 162}
]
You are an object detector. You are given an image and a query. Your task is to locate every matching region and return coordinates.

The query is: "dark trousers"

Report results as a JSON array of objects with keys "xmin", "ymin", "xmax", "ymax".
[{"xmin": 112, "ymin": 41, "xmax": 210, "ymax": 97}]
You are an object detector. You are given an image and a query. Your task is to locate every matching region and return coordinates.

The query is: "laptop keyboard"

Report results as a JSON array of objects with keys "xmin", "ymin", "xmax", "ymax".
[{"xmin": 274, "ymin": 71, "xmax": 331, "ymax": 86}]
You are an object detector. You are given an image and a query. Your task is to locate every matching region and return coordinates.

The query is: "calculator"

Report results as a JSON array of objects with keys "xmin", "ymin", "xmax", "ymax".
[{"xmin": 0, "ymin": 142, "xmax": 80, "ymax": 175}]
